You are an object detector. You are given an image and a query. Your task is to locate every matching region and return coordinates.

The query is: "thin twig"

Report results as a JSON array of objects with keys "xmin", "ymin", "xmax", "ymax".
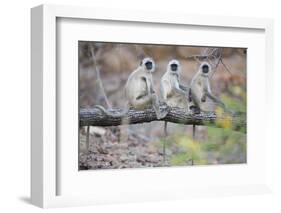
[
  {"xmin": 187, "ymin": 48, "xmax": 233, "ymax": 79},
  {"xmin": 163, "ymin": 121, "xmax": 168, "ymax": 165},
  {"xmin": 89, "ymin": 45, "xmax": 111, "ymax": 108}
]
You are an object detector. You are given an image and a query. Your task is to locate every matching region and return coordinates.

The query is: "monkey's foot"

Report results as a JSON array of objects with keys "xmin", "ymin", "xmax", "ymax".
[
  {"xmin": 155, "ymin": 104, "xmax": 169, "ymax": 119},
  {"xmin": 189, "ymin": 105, "xmax": 201, "ymax": 114},
  {"xmin": 156, "ymin": 109, "xmax": 169, "ymax": 119}
]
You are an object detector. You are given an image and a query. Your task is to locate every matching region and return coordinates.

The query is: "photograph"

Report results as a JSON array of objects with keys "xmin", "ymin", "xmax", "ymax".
[{"xmin": 78, "ymin": 41, "xmax": 247, "ymax": 170}]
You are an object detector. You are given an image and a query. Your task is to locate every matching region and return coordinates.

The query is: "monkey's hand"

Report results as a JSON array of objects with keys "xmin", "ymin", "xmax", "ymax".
[
  {"xmin": 201, "ymin": 94, "xmax": 207, "ymax": 102},
  {"xmin": 179, "ymin": 84, "xmax": 188, "ymax": 92}
]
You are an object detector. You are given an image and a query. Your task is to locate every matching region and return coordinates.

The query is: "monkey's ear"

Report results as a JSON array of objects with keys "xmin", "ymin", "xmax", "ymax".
[{"xmin": 140, "ymin": 60, "xmax": 143, "ymax": 66}]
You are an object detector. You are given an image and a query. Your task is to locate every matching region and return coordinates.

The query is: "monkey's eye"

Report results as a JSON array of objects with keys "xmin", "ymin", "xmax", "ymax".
[
  {"xmin": 171, "ymin": 63, "xmax": 178, "ymax": 71},
  {"xmin": 145, "ymin": 61, "xmax": 153, "ymax": 70},
  {"xmin": 202, "ymin": 65, "xmax": 209, "ymax": 73}
]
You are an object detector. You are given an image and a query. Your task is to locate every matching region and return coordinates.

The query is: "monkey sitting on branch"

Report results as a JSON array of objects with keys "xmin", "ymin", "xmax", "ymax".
[
  {"xmin": 160, "ymin": 59, "xmax": 190, "ymax": 126},
  {"xmin": 94, "ymin": 57, "xmax": 168, "ymax": 120},
  {"xmin": 160, "ymin": 59, "xmax": 189, "ymax": 163},
  {"xmin": 160, "ymin": 59, "xmax": 190, "ymax": 111},
  {"xmin": 189, "ymin": 62, "xmax": 228, "ymax": 113},
  {"xmin": 188, "ymin": 62, "xmax": 233, "ymax": 143}
]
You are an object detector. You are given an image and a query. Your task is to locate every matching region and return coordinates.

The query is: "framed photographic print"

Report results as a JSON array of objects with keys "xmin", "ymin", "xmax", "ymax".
[{"xmin": 31, "ymin": 4, "xmax": 274, "ymax": 208}]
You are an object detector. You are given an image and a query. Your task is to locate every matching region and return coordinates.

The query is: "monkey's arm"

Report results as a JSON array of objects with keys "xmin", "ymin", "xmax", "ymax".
[
  {"xmin": 172, "ymin": 79, "xmax": 188, "ymax": 97},
  {"xmin": 205, "ymin": 91, "xmax": 234, "ymax": 115},
  {"xmin": 145, "ymin": 76, "xmax": 155, "ymax": 96},
  {"xmin": 179, "ymin": 84, "xmax": 189, "ymax": 92},
  {"xmin": 189, "ymin": 88, "xmax": 201, "ymax": 108},
  {"xmin": 205, "ymin": 92, "xmax": 225, "ymax": 108},
  {"xmin": 204, "ymin": 80, "xmax": 226, "ymax": 109}
]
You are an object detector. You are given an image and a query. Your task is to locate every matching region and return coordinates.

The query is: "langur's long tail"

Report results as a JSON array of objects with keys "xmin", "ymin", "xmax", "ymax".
[
  {"xmin": 192, "ymin": 124, "xmax": 196, "ymax": 139},
  {"xmin": 164, "ymin": 121, "xmax": 168, "ymax": 137},
  {"xmin": 191, "ymin": 124, "xmax": 196, "ymax": 166},
  {"xmin": 163, "ymin": 121, "xmax": 168, "ymax": 165}
]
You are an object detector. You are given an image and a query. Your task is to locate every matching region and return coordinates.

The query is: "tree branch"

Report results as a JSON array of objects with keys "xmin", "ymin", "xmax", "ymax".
[{"xmin": 80, "ymin": 105, "xmax": 246, "ymax": 132}]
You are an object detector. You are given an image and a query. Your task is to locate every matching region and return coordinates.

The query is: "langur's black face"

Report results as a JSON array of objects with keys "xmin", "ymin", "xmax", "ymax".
[
  {"xmin": 202, "ymin": 64, "xmax": 209, "ymax": 74},
  {"xmin": 145, "ymin": 61, "xmax": 153, "ymax": 70},
  {"xmin": 141, "ymin": 58, "xmax": 155, "ymax": 72},
  {"xmin": 168, "ymin": 60, "xmax": 180, "ymax": 73},
  {"xmin": 171, "ymin": 63, "xmax": 178, "ymax": 71}
]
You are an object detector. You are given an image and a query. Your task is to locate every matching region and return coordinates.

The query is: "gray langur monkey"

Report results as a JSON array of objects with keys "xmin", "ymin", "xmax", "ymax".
[
  {"xmin": 94, "ymin": 57, "xmax": 168, "ymax": 119},
  {"xmin": 160, "ymin": 59, "xmax": 189, "ymax": 163},
  {"xmin": 161, "ymin": 59, "xmax": 189, "ymax": 110},
  {"xmin": 188, "ymin": 62, "xmax": 230, "ymax": 147},
  {"xmin": 189, "ymin": 62, "xmax": 227, "ymax": 113}
]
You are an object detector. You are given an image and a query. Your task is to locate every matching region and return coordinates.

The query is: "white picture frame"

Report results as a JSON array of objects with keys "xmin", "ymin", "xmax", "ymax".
[{"xmin": 31, "ymin": 4, "xmax": 274, "ymax": 208}]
